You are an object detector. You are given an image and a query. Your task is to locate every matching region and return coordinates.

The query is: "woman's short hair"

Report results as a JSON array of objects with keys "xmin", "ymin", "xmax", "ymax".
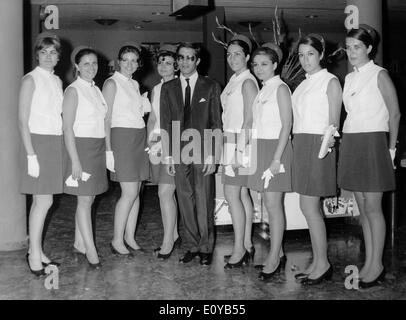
[
  {"xmin": 74, "ymin": 48, "xmax": 97, "ymax": 65},
  {"xmin": 34, "ymin": 35, "xmax": 61, "ymax": 59},
  {"xmin": 298, "ymin": 34, "xmax": 325, "ymax": 56},
  {"xmin": 118, "ymin": 45, "xmax": 142, "ymax": 67},
  {"xmin": 251, "ymin": 47, "xmax": 279, "ymax": 65},
  {"xmin": 227, "ymin": 39, "xmax": 251, "ymax": 57}
]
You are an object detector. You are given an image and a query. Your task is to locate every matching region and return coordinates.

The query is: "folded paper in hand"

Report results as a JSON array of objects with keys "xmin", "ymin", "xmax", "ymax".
[
  {"xmin": 65, "ymin": 172, "xmax": 91, "ymax": 187},
  {"xmin": 224, "ymin": 165, "xmax": 235, "ymax": 177},
  {"xmin": 318, "ymin": 125, "xmax": 340, "ymax": 159},
  {"xmin": 261, "ymin": 164, "xmax": 285, "ymax": 189}
]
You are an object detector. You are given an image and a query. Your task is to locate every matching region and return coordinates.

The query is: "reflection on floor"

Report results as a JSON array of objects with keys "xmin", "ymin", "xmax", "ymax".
[{"xmin": 0, "ymin": 184, "xmax": 405, "ymax": 300}]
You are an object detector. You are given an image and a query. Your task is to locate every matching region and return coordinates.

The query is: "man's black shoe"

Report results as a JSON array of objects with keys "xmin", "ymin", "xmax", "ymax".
[
  {"xmin": 199, "ymin": 252, "xmax": 213, "ymax": 266},
  {"xmin": 179, "ymin": 251, "xmax": 199, "ymax": 263}
]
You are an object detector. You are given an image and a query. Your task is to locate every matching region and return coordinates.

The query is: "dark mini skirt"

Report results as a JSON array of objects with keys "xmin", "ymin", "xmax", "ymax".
[
  {"xmin": 150, "ymin": 162, "xmax": 175, "ymax": 185},
  {"xmin": 20, "ymin": 134, "xmax": 64, "ymax": 195},
  {"xmin": 64, "ymin": 137, "xmax": 108, "ymax": 196},
  {"xmin": 247, "ymin": 139, "xmax": 292, "ymax": 193},
  {"xmin": 110, "ymin": 127, "xmax": 150, "ymax": 182},
  {"xmin": 338, "ymin": 132, "xmax": 395, "ymax": 192},
  {"xmin": 292, "ymin": 133, "xmax": 337, "ymax": 197}
]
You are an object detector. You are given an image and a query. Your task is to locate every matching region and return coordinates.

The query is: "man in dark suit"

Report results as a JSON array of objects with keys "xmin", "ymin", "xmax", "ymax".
[{"xmin": 160, "ymin": 42, "xmax": 222, "ymax": 266}]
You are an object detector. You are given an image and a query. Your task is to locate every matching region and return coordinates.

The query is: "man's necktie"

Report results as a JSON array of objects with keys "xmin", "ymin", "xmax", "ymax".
[{"xmin": 184, "ymin": 78, "xmax": 191, "ymax": 128}]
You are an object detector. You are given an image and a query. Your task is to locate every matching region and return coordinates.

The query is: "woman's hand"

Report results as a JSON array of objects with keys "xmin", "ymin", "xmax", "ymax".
[
  {"xmin": 327, "ymin": 134, "xmax": 336, "ymax": 148},
  {"xmin": 106, "ymin": 151, "xmax": 115, "ymax": 172},
  {"xmin": 71, "ymin": 160, "xmax": 83, "ymax": 181},
  {"xmin": 269, "ymin": 159, "xmax": 282, "ymax": 176}
]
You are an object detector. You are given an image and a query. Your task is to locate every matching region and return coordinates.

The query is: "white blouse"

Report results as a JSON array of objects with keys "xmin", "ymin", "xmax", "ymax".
[
  {"xmin": 252, "ymin": 75, "xmax": 290, "ymax": 140},
  {"xmin": 292, "ymin": 68, "xmax": 337, "ymax": 135},
  {"xmin": 343, "ymin": 60, "xmax": 389, "ymax": 133},
  {"xmin": 107, "ymin": 71, "xmax": 150, "ymax": 129},
  {"xmin": 66, "ymin": 77, "xmax": 107, "ymax": 138},
  {"xmin": 26, "ymin": 66, "xmax": 63, "ymax": 135},
  {"xmin": 220, "ymin": 69, "xmax": 258, "ymax": 133}
]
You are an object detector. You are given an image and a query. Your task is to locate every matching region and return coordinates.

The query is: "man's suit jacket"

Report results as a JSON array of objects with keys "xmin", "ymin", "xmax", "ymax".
[{"xmin": 160, "ymin": 75, "xmax": 222, "ymax": 164}]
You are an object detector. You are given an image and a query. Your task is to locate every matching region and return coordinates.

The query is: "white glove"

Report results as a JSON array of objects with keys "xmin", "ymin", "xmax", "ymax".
[
  {"xmin": 106, "ymin": 151, "xmax": 115, "ymax": 172},
  {"xmin": 261, "ymin": 164, "xmax": 285, "ymax": 189},
  {"xmin": 204, "ymin": 155, "xmax": 214, "ymax": 165},
  {"xmin": 27, "ymin": 154, "xmax": 40, "ymax": 178},
  {"xmin": 389, "ymin": 148, "xmax": 396, "ymax": 169}
]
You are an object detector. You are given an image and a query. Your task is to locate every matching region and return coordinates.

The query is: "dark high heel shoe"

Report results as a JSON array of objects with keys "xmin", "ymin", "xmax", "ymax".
[
  {"xmin": 302, "ymin": 265, "xmax": 333, "ymax": 285},
  {"xmin": 157, "ymin": 245, "xmax": 175, "ymax": 260},
  {"xmin": 359, "ymin": 268, "xmax": 386, "ymax": 289},
  {"xmin": 255, "ymin": 255, "xmax": 286, "ymax": 271},
  {"xmin": 174, "ymin": 237, "xmax": 182, "ymax": 248},
  {"xmin": 86, "ymin": 252, "xmax": 102, "ymax": 270},
  {"xmin": 294, "ymin": 272, "xmax": 309, "ymax": 281},
  {"xmin": 88, "ymin": 261, "xmax": 102, "ymax": 270},
  {"xmin": 124, "ymin": 240, "xmax": 145, "ymax": 254},
  {"xmin": 224, "ymin": 245, "xmax": 255, "ymax": 263},
  {"xmin": 110, "ymin": 243, "xmax": 133, "ymax": 257},
  {"xmin": 280, "ymin": 255, "xmax": 287, "ymax": 268},
  {"xmin": 42, "ymin": 260, "xmax": 61, "ymax": 267},
  {"xmin": 73, "ymin": 246, "xmax": 86, "ymax": 257},
  {"xmin": 26, "ymin": 253, "xmax": 46, "ymax": 277},
  {"xmin": 258, "ymin": 261, "xmax": 282, "ymax": 281},
  {"xmin": 224, "ymin": 251, "xmax": 250, "ymax": 269},
  {"xmin": 248, "ymin": 246, "xmax": 255, "ymax": 261}
]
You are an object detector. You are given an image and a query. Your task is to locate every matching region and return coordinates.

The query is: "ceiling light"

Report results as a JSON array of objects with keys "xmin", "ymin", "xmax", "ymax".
[
  {"xmin": 94, "ymin": 18, "xmax": 119, "ymax": 26},
  {"xmin": 152, "ymin": 12, "xmax": 165, "ymax": 15},
  {"xmin": 306, "ymin": 15, "xmax": 318, "ymax": 19},
  {"xmin": 134, "ymin": 25, "xmax": 144, "ymax": 29}
]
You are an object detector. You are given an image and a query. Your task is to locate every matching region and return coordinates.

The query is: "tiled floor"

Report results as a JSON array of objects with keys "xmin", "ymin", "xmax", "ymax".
[{"xmin": 0, "ymin": 184, "xmax": 405, "ymax": 300}]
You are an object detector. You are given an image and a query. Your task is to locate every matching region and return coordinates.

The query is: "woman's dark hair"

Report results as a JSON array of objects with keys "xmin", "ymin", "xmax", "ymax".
[
  {"xmin": 176, "ymin": 42, "xmax": 201, "ymax": 60},
  {"xmin": 251, "ymin": 47, "xmax": 279, "ymax": 66},
  {"xmin": 156, "ymin": 51, "xmax": 178, "ymax": 69},
  {"xmin": 118, "ymin": 45, "xmax": 143, "ymax": 67},
  {"xmin": 35, "ymin": 36, "xmax": 62, "ymax": 59},
  {"xmin": 227, "ymin": 39, "xmax": 250, "ymax": 56},
  {"xmin": 74, "ymin": 48, "xmax": 97, "ymax": 64},
  {"xmin": 298, "ymin": 34, "xmax": 325, "ymax": 56},
  {"xmin": 346, "ymin": 27, "xmax": 378, "ymax": 57}
]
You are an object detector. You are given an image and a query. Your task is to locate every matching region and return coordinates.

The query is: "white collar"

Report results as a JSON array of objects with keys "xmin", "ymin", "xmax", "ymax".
[
  {"xmin": 305, "ymin": 68, "xmax": 327, "ymax": 80},
  {"xmin": 36, "ymin": 66, "xmax": 55, "ymax": 77},
  {"xmin": 262, "ymin": 75, "xmax": 280, "ymax": 86},
  {"xmin": 114, "ymin": 71, "xmax": 132, "ymax": 82},
  {"xmin": 77, "ymin": 76, "xmax": 95, "ymax": 87},
  {"xmin": 231, "ymin": 69, "xmax": 250, "ymax": 82},
  {"xmin": 180, "ymin": 71, "xmax": 198, "ymax": 83},
  {"xmin": 354, "ymin": 60, "xmax": 374, "ymax": 73}
]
